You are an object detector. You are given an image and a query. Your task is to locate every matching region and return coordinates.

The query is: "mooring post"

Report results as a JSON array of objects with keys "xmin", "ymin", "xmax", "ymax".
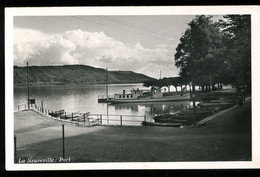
[
  {"xmin": 120, "ymin": 115, "xmax": 122, "ymax": 126},
  {"xmin": 14, "ymin": 136, "xmax": 17, "ymax": 163},
  {"xmin": 62, "ymin": 124, "xmax": 65, "ymax": 158},
  {"xmin": 41, "ymin": 101, "xmax": 43, "ymax": 113}
]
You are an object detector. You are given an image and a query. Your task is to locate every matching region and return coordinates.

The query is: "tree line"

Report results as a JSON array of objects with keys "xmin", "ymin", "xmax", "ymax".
[{"xmin": 144, "ymin": 15, "xmax": 251, "ymax": 93}]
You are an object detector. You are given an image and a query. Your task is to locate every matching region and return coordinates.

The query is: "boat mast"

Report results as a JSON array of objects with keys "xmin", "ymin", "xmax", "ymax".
[{"xmin": 27, "ymin": 62, "xmax": 30, "ymax": 110}]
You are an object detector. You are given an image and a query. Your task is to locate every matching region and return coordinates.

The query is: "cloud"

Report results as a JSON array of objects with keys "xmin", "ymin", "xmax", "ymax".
[{"xmin": 14, "ymin": 28, "xmax": 178, "ymax": 78}]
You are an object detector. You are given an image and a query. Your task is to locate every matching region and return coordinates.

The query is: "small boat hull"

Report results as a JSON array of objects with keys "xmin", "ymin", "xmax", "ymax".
[
  {"xmin": 154, "ymin": 118, "xmax": 188, "ymax": 123},
  {"xmin": 60, "ymin": 113, "xmax": 79, "ymax": 119},
  {"xmin": 49, "ymin": 110, "xmax": 64, "ymax": 117},
  {"xmin": 142, "ymin": 121, "xmax": 182, "ymax": 127}
]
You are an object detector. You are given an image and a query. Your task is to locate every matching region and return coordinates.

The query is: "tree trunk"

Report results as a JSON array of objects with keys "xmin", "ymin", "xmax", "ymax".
[
  {"xmin": 174, "ymin": 86, "xmax": 178, "ymax": 94},
  {"xmin": 212, "ymin": 83, "xmax": 215, "ymax": 91}
]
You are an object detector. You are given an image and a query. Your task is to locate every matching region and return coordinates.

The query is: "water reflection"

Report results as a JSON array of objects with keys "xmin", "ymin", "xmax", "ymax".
[
  {"xmin": 14, "ymin": 84, "xmax": 191, "ymax": 120},
  {"xmin": 113, "ymin": 101, "xmax": 189, "ymax": 116}
]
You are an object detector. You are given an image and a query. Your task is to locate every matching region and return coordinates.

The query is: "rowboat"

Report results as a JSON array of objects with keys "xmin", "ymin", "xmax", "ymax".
[
  {"xmin": 198, "ymin": 102, "xmax": 234, "ymax": 107},
  {"xmin": 49, "ymin": 110, "xmax": 64, "ymax": 117},
  {"xmin": 60, "ymin": 112, "xmax": 79, "ymax": 119},
  {"xmin": 178, "ymin": 109, "xmax": 214, "ymax": 115},
  {"xmin": 154, "ymin": 118, "xmax": 188, "ymax": 123},
  {"xmin": 153, "ymin": 114, "xmax": 192, "ymax": 119},
  {"xmin": 142, "ymin": 121, "xmax": 182, "ymax": 127},
  {"xmin": 74, "ymin": 112, "xmax": 91, "ymax": 122}
]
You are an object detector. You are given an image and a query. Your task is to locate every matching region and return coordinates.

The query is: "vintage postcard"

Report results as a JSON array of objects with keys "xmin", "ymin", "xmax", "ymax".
[{"xmin": 5, "ymin": 6, "xmax": 260, "ymax": 170}]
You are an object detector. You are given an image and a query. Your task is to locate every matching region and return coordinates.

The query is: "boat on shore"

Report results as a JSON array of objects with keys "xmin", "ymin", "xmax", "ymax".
[
  {"xmin": 49, "ymin": 110, "xmax": 64, "ymax": 117},
  {"xmin": 154, "ymin": 118, "xmax": 188, "ymax": 123},
  {"xmin": 142, "ymin": 121, "xmax": 182, "ymax": 127},
  {"xmin": 60, "ymin": 112, "xmax": 79, "ymax": 119}
]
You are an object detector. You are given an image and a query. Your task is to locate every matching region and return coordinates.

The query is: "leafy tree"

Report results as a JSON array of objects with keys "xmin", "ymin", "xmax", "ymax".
[
  {"xmin": 175, "ymin": 16, "xmax": 220, "ymax": 90},
  {"xmin": 219, "ymin": 15, "xmax": 251, "ymax": 92},
  {"xmin": 175, "ymin": 15, "xmax": 228, "ymax": 91}
]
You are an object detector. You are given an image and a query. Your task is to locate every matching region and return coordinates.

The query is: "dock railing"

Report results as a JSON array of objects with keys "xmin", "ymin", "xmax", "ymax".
[{"xmin": 31, "ymin": 103, "xmax": 146, "ymax": 127}]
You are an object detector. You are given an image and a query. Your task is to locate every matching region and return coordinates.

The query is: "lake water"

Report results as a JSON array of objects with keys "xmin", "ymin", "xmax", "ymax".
[{"xmin": 14, "ymin": 83, "xmax": 191, "ymax": 125}]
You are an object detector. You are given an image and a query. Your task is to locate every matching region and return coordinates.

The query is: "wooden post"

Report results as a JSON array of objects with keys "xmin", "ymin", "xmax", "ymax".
[
  {"xmin": 25, "ymin": 104, "xmax": 26, "ymax": 110},
  {"xmin": 14, "ymin": 136, "xmax": 17, "ymax": 163},
  {"xmin": 62, "ymin": 125, "xmax": 65, "ymax": 158},
  {"xmin": 18, "ymin": 105, "xmax": 19, "ymax": 111},
  {"xmin": 71, "ymin": 113, "xmax": 73, "ymax": 122},
  {"xmin": 144, "ymin": 116, "xmax": 146, "ymax": 122},
  {"xmin": 120, "ymin": 115, "xmax": 122, "ymax": 126},
  {"xmin": 60, "ymin": 111, "xmax": 62, "ymax": 119},
  {"xmin": 83, "ymin": 114, "xmax": 85, "ymax": 123},
  {"xmin": 100, "ymin": 115, "xmax": 102, "ymax": 125},
  {"xmin": 41, "ymin": 101, "xmax": 43, "ymax": 113}
]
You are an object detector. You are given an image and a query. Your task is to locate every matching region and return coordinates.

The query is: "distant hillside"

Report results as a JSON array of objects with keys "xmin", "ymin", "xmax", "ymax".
[{"xmin": 14, "ymin": 65, "xmax": 154, "ymax": 86}]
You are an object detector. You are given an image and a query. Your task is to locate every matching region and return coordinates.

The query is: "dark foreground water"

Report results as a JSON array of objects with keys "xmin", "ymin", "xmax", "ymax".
[{"xmin": 14, "ymin": 83, "xmax": 191, "ymax": 124}]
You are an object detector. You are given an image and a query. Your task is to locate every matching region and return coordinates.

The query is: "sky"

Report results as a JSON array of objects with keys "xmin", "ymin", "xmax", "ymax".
[{"xmin": 13, "ymin": 15, "xmax": 222, "ymax": 78}]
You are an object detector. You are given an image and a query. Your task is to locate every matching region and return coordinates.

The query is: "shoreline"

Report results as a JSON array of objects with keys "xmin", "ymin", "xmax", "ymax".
[
  {"xmin": 14, "ymin": 98, "xmax": 251, "ymax": 162},
  {"xmin": 14, "ymin": 82, "xmax": 144, "ymax": 88}
]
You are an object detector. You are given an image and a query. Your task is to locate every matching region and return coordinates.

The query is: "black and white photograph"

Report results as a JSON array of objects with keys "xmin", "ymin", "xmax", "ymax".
[{"xmin": 5, "ymin": 6, "xmax": 260, "ymax": 170}]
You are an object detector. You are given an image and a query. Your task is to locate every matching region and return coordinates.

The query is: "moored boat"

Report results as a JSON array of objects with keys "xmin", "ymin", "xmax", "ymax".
[
  {"xmin": 154, "ymin": 118, "xmax": 188, "ymax": 123},
  {"xmin": 49, "ymin": 110, "xmax": 64, "ymax": 117},
  {"xmin": 99, "ymin": 88, "xmax": 191, "ymax": 103},
  {"xmin": 142, "ymin": 121, "xmax": 182, "ymax": 127},
  {"xmin": 60, "ymin": 112, "xmax": 79, "ymax": 119}
]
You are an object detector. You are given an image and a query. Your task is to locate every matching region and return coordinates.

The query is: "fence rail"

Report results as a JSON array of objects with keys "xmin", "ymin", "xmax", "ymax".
[{"xmin": 29, "ymin": 103, "xmax": 146, "ymax": 127}]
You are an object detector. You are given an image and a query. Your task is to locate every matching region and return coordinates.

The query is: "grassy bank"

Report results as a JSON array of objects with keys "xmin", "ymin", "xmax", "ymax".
[{"xmin": 14, "ymin": 98, "xmax": 251, "ymax": 162}]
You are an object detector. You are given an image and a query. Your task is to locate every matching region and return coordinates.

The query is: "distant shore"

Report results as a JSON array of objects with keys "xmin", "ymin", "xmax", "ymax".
[{"xmin": 14, "ymin": 82, "xmax": 144, "ymax": 88}]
